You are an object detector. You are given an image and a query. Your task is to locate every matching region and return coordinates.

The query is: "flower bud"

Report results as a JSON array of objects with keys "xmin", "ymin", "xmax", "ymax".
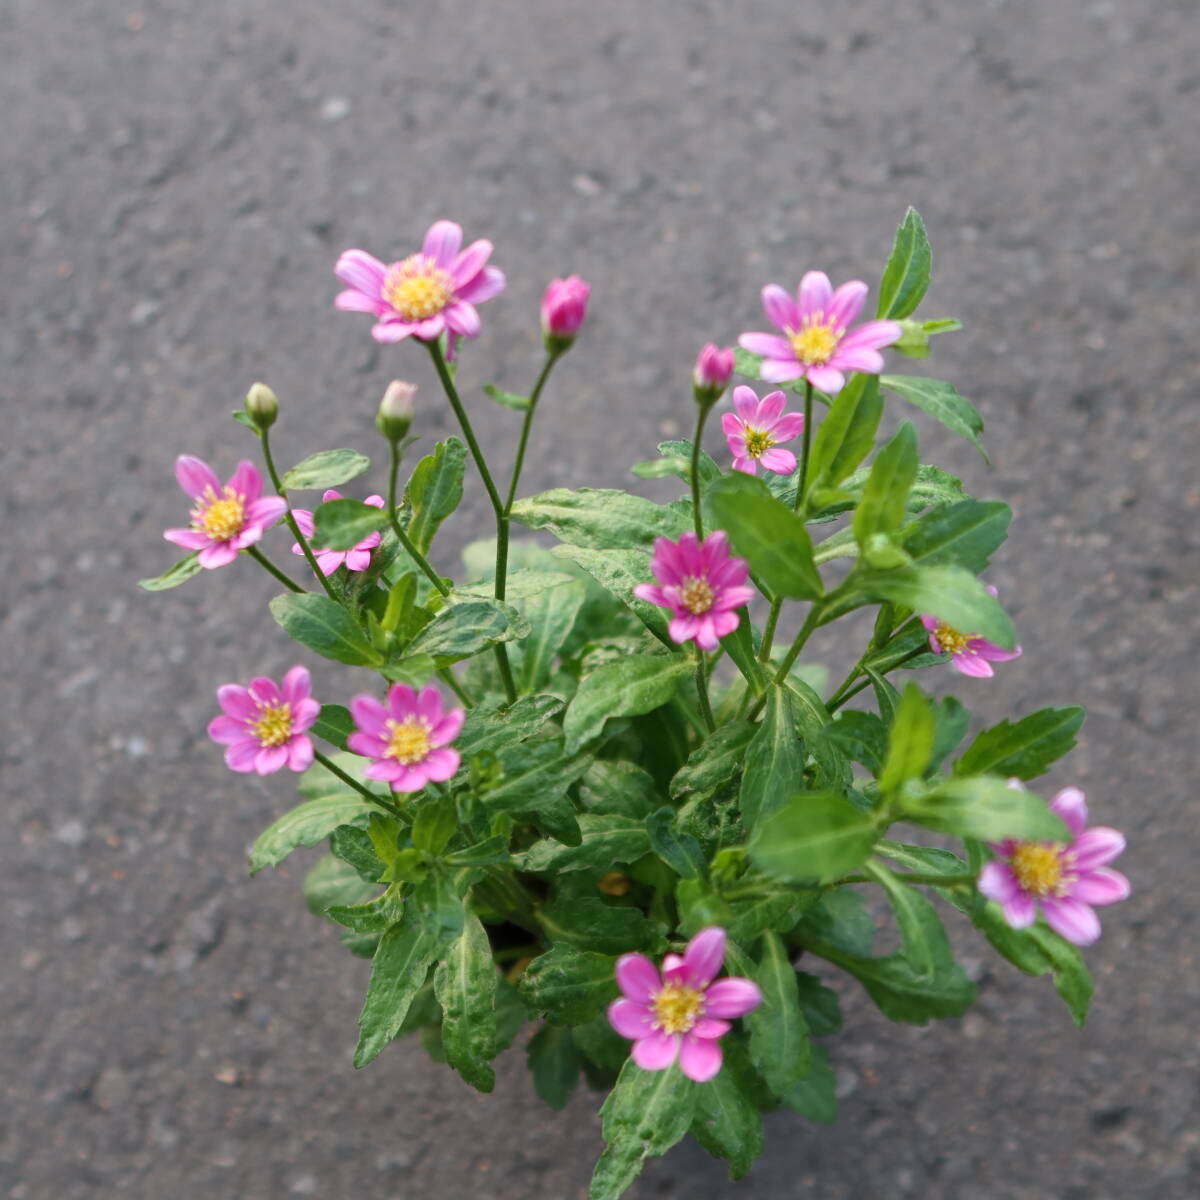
[
  {"xmin": 541, "ymin": 275, "xmax": 591, "ymax": 353},
  {"xmin": 376, "ymin": 380, "xmax": 416, "ymax": 442},
  {"xmin": 692, "ymin": 343, "xmax": 735, "ymax": 406},
  {"xmin": 245, "ymin": 381, "xmax": 279, "ymax": 430}
]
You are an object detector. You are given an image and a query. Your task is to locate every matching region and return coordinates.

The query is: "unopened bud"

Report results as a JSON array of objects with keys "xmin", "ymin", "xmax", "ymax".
[
  {"xmin": 376, "ymin": 380, "xmax": 416, "ymax": 442},
  {"xmin": 245, "ymin": 382, "xmax": 279, "ymax": 430},
  {"xmin": 692, "ymin": 343, "xmax": 735, "ymax": 406},
  {"xmin": 541, "ymin": 275, "xmax": 591, "ymax": 353}
]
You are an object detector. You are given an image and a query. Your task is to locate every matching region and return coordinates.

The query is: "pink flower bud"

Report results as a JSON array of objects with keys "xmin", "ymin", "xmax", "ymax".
[
  {"xmin": 377, "ymin": 379, "xmax": 416, "ymax": 442},
  {"xmin": 541, "ymin": 275, "xmax": 591, "ymax": 351},
  {"xmin": 693, "ymin": 343, "xmax": 735, "ymax": 405}
]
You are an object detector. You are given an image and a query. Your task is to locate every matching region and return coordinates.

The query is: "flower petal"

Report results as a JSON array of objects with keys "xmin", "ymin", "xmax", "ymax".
[
  {"xmin": 1041, "ymin": 897, "xmax": 1101, "ymax": 946},
  {"xmin": 826, "ymin": 279, "xmax": 868, "ymax": 330},
  {"xmin": 950, "ymin": 651, "xmax": 995, "ymax": 678},
  {"xmin": 1000, "ymin": 891, "xmax": 1037, "ymax": 928},
  {"xmin": 1071, "ymin": 827, "xmax": 1125, "ymax": 871},
  {"xmin": 761, "ymin": 285, "xmax": 798, "ymax": 332},
  {"xmin": 608, "ymin": 998, "xmax": 655, "ymax": 1040},
  {"xmin": 769, "ymin": 412, "xmax": 805, "ymax": 442},
  {"xmin": 335, "ymin": 249, "xmax": 387, "ymax": 296},
  {"xmin": 431, "ymin": 708, "xmax": 465, "ymax": 747},
  {"xmin": 1070, "ymin": 867, "xmax": 1130, "ymax": 907},
  {"xmin": 450, "ymin": 238, "xmax": 493, "ymax": 287},
  {"xmin": 680, "ymin": 927, "xmax": 726, "ymax": 988},
  {"xmin": 163, "ymin": 528, "xmax": 210, "ymax": 550},
  {"xmin": 631, "ymin": 1032, "xmax": 679, "ymax": 1071},
  {"xmin": 805, "ymin": 365, "xmax": 846, "ymax": 395},
  {"xmin": 615, "ymin": 954, "xmax": 661, "ymax": 1003},
  {"xmin": 350, "ymin": 694, "xmax": 388, "ymax": 736},
  {"xmin": 175, "ymin": 455, "xmax": 220, "ymax": 500},
  {"xmin": 286, "ymin": 736, "xmax": 314, "ymax": 772},
  {"xmin": 759, "ymin": 359, "xmax": 806, "ymax": 383},
  {"xmin": 759, "ymin": 447, "xmax": 797, "ymax": 475},
  {"xmin": 691, "ymin": 1017, "xmax": 732, "ymax": 1039},
  {"xmin": 1050, "ymin": 787, "xmax": 1089, "ymax": 837},
  {"xmin": 839, "ymin": 319, "xmax": 902, "ymax": 352},
  {"xmin": 197, "ymin": 542, "xmax": 239, "ymax": 569},
  {"xmin": 207, "ymin": 715, "xmax": 246, "ymax": 745},
  {"xmin": 372, "ymin": 320, "xmax": 415, "ymax": 343},
  {"xmin": 738, "ymin": 332, "xmax": 793, "ymax": 360},
  {"xmin": 978, "ymin": 861, "xmax": 1020, "ymax": 905},
  {"xmin": 444, "ymin": 301, "xmax": 481, "ymax": 338},
  {"xmin": 386, "ymin": 684, "xmax": 418, "ymax": 721},
  {"xmin": 703, "ymin": 976, "xmax": 763, "ymax": 1018},
  {"xmin": 422, "ymin": 220, "xmax": 462, "ymax": 267},
  {"xmin": 455, "ymin": 265, "xmax": 506, "ymax": 304},
  {"xmin": 421, "ymin": 748, "xmax": 460, "ymax": 782},
  {"xmin": 335, "ymin": 288, "xmax": 383, "ymax": 313},
  {"xmin": 254, "ymin": 744, "xmax": 289, "ymax": 775},
  {"xmin": 732, "ymin": 385, "xmax": 759, "ymax": 421},
  {"xmin": 796, "ymin": 271, "xmax": 833, "ymax": 320},
  {"xmin": 829, "ymin": 346, "xmax": 885, "ymax": 374},
  {"xmin": 679, "ymin": 1034, "xmax": 723, "ymax": 1082},
  {"xmin": 224, "ymin": 739, "xmax": 260, "ymax": 773}
]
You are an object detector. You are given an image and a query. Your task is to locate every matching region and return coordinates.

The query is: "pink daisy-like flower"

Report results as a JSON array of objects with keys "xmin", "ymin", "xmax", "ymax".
[
  {"xmin": 920, "ymin": 585, "xmax": 1023, "ymax": 678},
  {"xmin": 739, "ymin": 271, "xmax": 902, "ymax": 395},
  {"xmin": 207, "ymin": 666, "xmax": 319, "ymax": 775},
  {"xmin": 720, "ymin": 385, "xmax": 806, "ymax": 475},
  {"xmin": 291, "ymin": 489, "xmax": 385, "ymax": 575},
  {"xmin": 633, "ymin": 531, "xmax": 755, "ymax": 652},
  {"xmin": 334, "ymin": 220, "xmax": 505, "ymax": 346},
  {"xmin": 347, "ymin": 684, "xmax": 464, "ymax": 794},
  {"xmin": 163, "ymin": 456, "xmax": 288, "ymax": 569},
  {"xmin": 979, "ymin": 785, "xmax": 1130, "ymax": 946},
  {"xmin": 608, "ymin": 927, "xmax": 762, "ymax": 1082}
]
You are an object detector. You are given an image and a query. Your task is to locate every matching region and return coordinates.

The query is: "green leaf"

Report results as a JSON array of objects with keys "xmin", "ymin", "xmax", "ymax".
[
  {"xmin": 456, "ymin": 694, "xmax": 564, "ymax": 758},
  {"xmin": 796, "ymin": 888, "xmax": 875, "ymax": 957},
  {"xmin": 930, "ymin": 696, "xmax": 971, "ymax": 771},
  {"xmin": 646, "ymin": 807, "xmax": 707, "ymax": 878},
  {"xmin": 443, "ymin": 835, "xmax": 510, "ymax": 868},
  {"xmin": 404, "ymin": 437, "xmax": 466, "ymax": 554},
  {"xmin": 632, "ymin": 456, "xmax": 690, "ymax": 479},
  {"xmin": 783, "ymin": 1043, "xmax": 838, "ymax": 1123},
  {"xmin": 905, "ymin": 776, "xmax": 1069, "ymax": 842},
  {"xmin": 551, "ymin": 545, "xmax": 672, "ymax": 647},
  {"xmin": 893, "ymin": 317, "xmax": 962, "ymax": 359},
  {"xmin": 580, "ymin": 760, "xmax": 662, "ymax": 819},
  {"xmin": 326, "ymin": 887, "xmax": 405, "ymax": 933},
  {"xmin": 564, "ymin": 653, "xmax": 690, "ymax": 754},
  {"xmin": 281, "ymin": 448, "xmax": 370, "ymax": 491},
  {"xmin": 404, "ymin": 598, "xmax": 528, "ymax": 666},
  {"xmin": 794, "ymin": 971, "xmax": 842, "ymax": 1035},
  {"xmin": 878, "ymin": 683, "xmax": 936, "ymax": 795},
  {"xmin": 739, "ymin": 685, "xmax": 803, "ymax": 827},
  {"xmin": 705, "ymin": 472, "xmax": 823, "ymax": 599},
  {"xmin": 853, "ymin": 422, "xmax": 918, "ymax": 548},
  {"xmin": 807, "ymin": 373, "xmax": 884, "ymax": 495},
  {"xmin": 526, "ymin": 1023, "xmax": 582, "ymax": 1110},
  {"xmin": 854, "ymin": 564, "xmax": 1016, "ymax": 649},
  {"xmin": 303, "ymin": 854, "xmax": 377, "ymax": 917},
  {"xmin": 483, "ymin": 738, "xmax": 591, "ymax": 842},
  {"xmin": 955, "ymin": 706, "xmax": 1086, "ymax": 781},
  {"xmin": 515, "ymin": 814, "xmax": 651, "ymax": 874},
  {"xmin": 312, "ymin": 497, "xmax": 389, "ymax": 551},
  {"xmin": 434, "ymin": 912, "xmax": 499, "ymax": 1092},
  {"xmin": 311, "ymin": 703, "xmax": 354, "ymax": 752},
  {"xmin": 269, "ymin": 593, "xmax": 381, "ymax": 667},
  {"xmin": 880, "ymin": 375, "xmax": 988, "ymax": 461},
  {"xmin": 354, "ymin": 914, "xmax": 443, "ymax": 1067},
  {"xmin": 670, "ymin": 721, "xmax": 756, "ymax": 800},
  {"xmin": 877, "ymin": 207, "xmax": 932, "ymax": 320},
  {"xmin": 139, "ymin": 552, "xmax": 203, "ymax": 591},
  {"xmin": 904, "ymin": 499, "xmax": 1011, "ymax": 573},
  {"xmin": 689, "ymin": 1040, "xmax": 764, "ymax": 1179},
  {"xmin": 749, "ymin": 792, "xmax": 879, "ymax": 884},
  {"xmin": 249, "ymin": 794, "xmax": 379, "ymax": 874},
  {"xmin": 590, "ymin": 1061, "xmax": 697, "ymax": 1200},
  {"xmin": 782, "ymin": 678, "xmax": 851, "ymax": 791},
  {"xmin": 823, "ymin": 710, "xmax": 887, "ymax": 774},
  {"xmin": 657, "ymin": 439, "xmax": 721, "ymax": 486},
  {"xmin": 512, "ymin": 575, "xmax": 587, "ymax": 692},
  {"xmin": 411, "ymin": 794, "xmax": 458, "ymax": 857},
  {"xmin": 742, "ymin": 932, "xmax": 811, "ymax": 1098},
  {"xmin": 482, "ymin": 382, "xmax": 530, "ymax": 412},
  {"xmin": 231, "ymin": 408, "xmax": 258, "ymax": 431},
  {"xmin": 512, "ymin": 488, "xmax": 689, "ymax": 550},
  {"xmin": 539, "ymin": 895, "xmax": 652, "ymax": 956},
  {"xmin": 519, "ymin": 944, "xmax": 617, "ymax": 1025}
]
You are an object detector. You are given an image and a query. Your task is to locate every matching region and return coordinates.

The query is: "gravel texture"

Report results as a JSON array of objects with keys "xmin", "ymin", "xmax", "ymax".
[{"xmin": 4, "ymin": 1, "xmax": 1198, "ymax": 1196}]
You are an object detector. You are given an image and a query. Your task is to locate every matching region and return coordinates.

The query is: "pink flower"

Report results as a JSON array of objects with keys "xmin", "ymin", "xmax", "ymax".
[
  {"xmin": 979, "ymin": 786, "xmax": 1130, "ymax": 946},
  {"xmin": 207, "ymin": 666, "xmax": 319, "ymax": 775},
  {"xmin": 920, "ymin": 586, "xmax": 1022, "ymax": 678},
  {"xmin": 608, "ymin": 927, "xmax": 762, "ymax": 1082},
  {"xmin": 291, "ymin": 489, "xmax": 385, "ymax": 575},
  {"xmin": 693, "ymin": 343, "xmax": 735, "ymax": 403},
  {"xmin": 633, "ymin": 531, "xmax": 755, "ymax": 652},
  {"xmin": 720, "ymin": 385, "xmax": 806, "ymax": 475},
  {"xmin": 738, "ymin": 271, "xmax": 902, "ymax": 395},
  {"xmin": 164, "ymin": 456, "xmax": 288, "ymax": 569},
  {"xmin": 541, "ymin": 275, "xmax": 591, "ymax": 345},
  {"xmin": 347, "ymin": 684, "xmax": 464, "ymax": 793},
  {"xmin": 334, "ymin": 220, "xmax": 505, "ymax": 346}
]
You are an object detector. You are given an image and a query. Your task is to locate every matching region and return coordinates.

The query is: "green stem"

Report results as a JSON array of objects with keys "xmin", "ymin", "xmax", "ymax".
[
  {"xmin": 244, "ymin": 545, "xmax": 303, "ymax": 592},
  {"xmin": 837, "ymin": 869, "xmax": 977, "ymax": 888},
  {"xmin": 386, "ymin": 439, "xmax": 450, "ymax": 598},
  {"xmin": 758, "ymin": 597, "xmax": 783, "ymax": 664},
  {"xmin": 259, "ymin": 430, "xmax": 341, "ymax": 603},
  {"xmin": 504, "ymin": 352, "xmax": 560, "ymax": 514},
  {"xmin": 312, "ymin": 749, "xmax": 404, "ymax": 817},
  {"xmin": 747, "ymin": 603, "xmax": 823, "ymax": 721},
  {"xmin": 793, "ymin": 380, "xmax": 814, "ymax": 514},
  {"xmin": 437, "ymin": 667, "xmax": 474, "ymax": 707},
  {"xmin": 690, "ymin": 401, "xmax": 714, "ymax": 539},
  {"xmin": 693, "ymin": 644, "xmax": 717, "ymax": 734}
]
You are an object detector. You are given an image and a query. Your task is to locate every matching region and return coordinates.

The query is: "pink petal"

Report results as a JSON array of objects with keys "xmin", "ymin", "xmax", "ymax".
[
  {"xmin": 679, "ymin": 1034, "xmax": 723, "ymax": 1082},
  {"xmin": 175, "ymin": 455, "xmax": 220, "ymax": 500},
  {"xmin": 757, "ymin": 390, "xmax": 787, "ymax": 423},
  {"xmin": 1041, "ymin": 897, "xmax": 1101, "ymax": 946},
  {"xmin": 732, "ymin": 385, "xmax": 759, "ymax": 422},
  {"xmin": 291, "ymin": 509, "xmax": 316, "ymax": 538},
  {"xmin": 680, "ymin": 927, "xmax": 726, "ymax": 988},
  {"xmin": 390, "ymin": 764, "xmax": 431, "ymax": 793},
  {"xmin": 163, "ymin": 528, "xmax": 210, "ymax": 550},
  {"xmin": 197, "ymin": 542, "xmax": 239, "ymax": 568},
  {"xmin": 372, "ymin": 320, "xmax": 415, "ymax": 344},
  {"xmin": 731, "ymin": 456, "xmax": 756, "ymax": 475},
  {"xmin": 971, "ymin": 640, "xmax": 1023, "ymax": 663},
  {"xmin": 633, "ymin": 583, "xmax": 669, "ymax": 607},
  {"xmin": 422, "ymin": 220, "xmax": 463, "ymax": 267},
  {"xmin": 839, "ymin": 319, "xmax": 902, "ymax": 352},
  {"xmin": 615, "ymin": 953, "xmax": 661, "ymax": 1003},
  {"xmin": 805, "ymin": 366, "xmax": 846, "ymax": 395},
  {"xmin": 608, "ymin": 998, "xmax": 656, "ymax": 1040},
  {"xmin": 363, "ymin": 757, "xmax": 406, "ymax": 782},
  {"xmin": 291, "ymin": 698, "xmax": 321, "ymax": 732},
  {"xmin": 335, "ymin": 288, "xmax": 383, "ymax": 313},
  {"xmin": 759, "ymin": 358, "xmax": 806, "ymax": 383},
  {"xmin": 711, "ymin": 586, "xmax": 755, "ymax": 614},
  {"xmin": 443, "ymin": 301, "xmax": 481, "ymax": 338},
  {"xmin": 694, "ymin": 620, "xmax": 722, "ymax": 652},
  {"xmin": 1051, "ymin": 787, "xmax": 1089, "ymax": 836},
  {"xmin": 720, "ymin": 411, "xmax": 744, "ymax": 438},
  {"xmin": 1071, "ymin": 827, "xmax": 1125, "ymax": 871},
  {"xmin": 247, "ymin": 676, "xmax": 280, "ymax": 706},
  {"xmin": 344, "ymin": 548, "xmax": 372, "ymax": 571},
  {"xmin": 286, "ymin": 736, "xmax": 314, "ymax": 772},
  {"xmin": 769, "ymin": 412, "xmax": 805, "ymax": 441},
  {"xmin": 455, "ymin": 265, "xmax": 505, "ymax": 304},
  {"xmin": 415, "ymin": 686, "xmax": 444, "ymax": 725},
  {"xmin": 207, "ymin": 715, "xmax": 247, "ymax": 745},
  {"xmin": 978, "ymin": 861, "xmax": 1020, "ymax": 905},
  {"xmin": 920, "ymin": 614, "xmax": 940, "ymax": 634},
  {"xmin": 246, "ymin": 496, "xmax": 288, "ymax": 527},
  {"xmin": 829, "ymin": 346, "xmax": 885, "ymax": 374},
  {"xmin": 703, "ymin": 977, "xmax": 763, "ymax": 1018},
  {"xmin": 422, "ymin": 748, "xmax": 460, "ymax": 782},
  {"xmin": 347, "ymin": 731, "xmax": 387, "ymax": 759},
  {"xmin": 1070, "ymin": 868, "xmax": 1130, "ymax": 907},
  {"xmin": 796, "ymin": 271, "xmax": 833, "ymax": 320},
  {"xmin": 631, "ymin": 1032, "xmax": 679, "ymax": 1071},
  {"xmin": 738, "ymin": 332, "xmax": 793, "ymax": 360},
  {"xmin": 950, "ymin": 652, "xmax": 995, "ymax": 678},
  {"xmin": 759, "ymin": 448, "xmax": 797, "ymax": 475},
  {"xmin": 350, "ymin": 694, "xmax": 389, "ymax": 736},
  {"xmin": 761, "ymin": 284, "xmax": 798, "ymax": 332},
  {"xmin": 226, "ymin": 460, "xmax": 262, "ymax": 505},
  {"xmin": 313, "ymin": 550, "xmax": 343, "ymax": 575},
  {"xmin": 1000, "ymin": 891, "xmax": 1037, "ymax": 928},
  {"xmin": 412, "ymin": 315, "xmax": 446, "ymax": 341},
  {"xmin": 691, "ymin": 1017, "xmax": 732, "ymax": 1039},
  {"xmin": 669, "ymin": 615, "xmax": 701, "ymax": 644},
  {"xmin": 281, "ymin": 666, "xmax": 311, "ymax": 706},
  {"xmin": 335, "ymin": 249, "xmax": 386, "ymax": 296},
  {"xmin": 827, "ymin": 280, "xmax": 869, "ymax": 330},
  {"xmin": 217, "ymin": 684, "xmax": 256, "ymax": 720},
  {"xmin": 224, "ymin": 739, "xmax": 260, "ymax": 773},
  {"xmin": 386, "ymin": 684, "xmax": 418, "ymax": 721},
  {"xmin": 431, "ymin": 708, "xmax": 465, "ymax": 747},
  {"xmin": 450, "ymin": 238, "xmax": 493, "ymax": 287}
]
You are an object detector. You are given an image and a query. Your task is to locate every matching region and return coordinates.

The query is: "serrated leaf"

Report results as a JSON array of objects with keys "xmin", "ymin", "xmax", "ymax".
[
  {"xmin": 404, "ymin": 598, "xmax": 527, "ymax": 666},
  {"xmin": 580, "ymin": 760, "xmax": 663, "ymax": 819},
  {"xmin": 551, "ymin": 544, "xmax": 673, "ymax": 647},
  {"xmin": 905, "ymin": 776, "xmax": 1069, "ymax": 842},
  {"xmin": 139, "ymin": 552, "xmax": 203, "ymax": 591},
  {"xmin": 519, "ymin": 944, "xmax": 617, "ymax": 1025},
  {"xmin": 564, "ymin": 653, "xmax": 690, "ymax": 754},
  {"xmin": 877, "ymin": 207, "xmax": 932, "ymax": 320},
  {"xmin": 904, "ymin": 499, "xmax": 1011, "ymax": 573},
  {"xmin": 403, "ymin": 437, "xmax": 466, "ymax": 554},
  {"xmin": 823, "ymin": 710, "xmax": 887, "ymax": 774},
  {"xmin": 657, "ymin": 439, "xmax": 721, "ymax": 486},
  {"xmin": 749, "ymin": 792, "xmax": 879, "ymax": 884},
  {"xmin": 955, "ymin": 706, "xmax": 1086, "ymax": 781},
  {"xmin": 511, "ymin": 575, "xmax": 587, "ymax": 692},
  {"xmin": 281, "ymin": 448, "xmax": 370, "ymax": 491},
  {"xmin": 269, "ymin": 593, "xmax": 381, "ymax": 667},
  {"xmin": 881, "ymin": 374, "xmax": 988, "ymax": 461},
  {"xmin": 515, "ymin": 814, "xmax": 651, "ymax": 874},
  {"xmin": 303, "ymin": 854, "xmax": 377, "ymax": 917},
  {"xmin": 456, "ymin": 694, "xmax": 564, "ymax": 758},
  {"xmin": 435, "ymin": 912, "xmax": 499, "ymax": 1092},
  {"xmin": 632, "ymin": 456, "xmax": 691, "ymax": 479},
  {"xmin": 512, "ymin": 488, "xmax": 689, "ymax": 550},
  {"xmin": 539, "ymin": 895, "xmax": 651, "ymax": 956},
  {"xmin": 249, "ymin": 794, "xmax": 379, "ymax": 873},
  {"xmin": 483, "ymin": 738, "xmax": 591, "ymax": 842}
]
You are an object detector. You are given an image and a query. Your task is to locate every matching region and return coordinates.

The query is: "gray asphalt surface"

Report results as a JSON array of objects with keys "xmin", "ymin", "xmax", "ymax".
[{"xmin": 5, "ymin": 1, "xmax": 1198, "ymax": 1196}]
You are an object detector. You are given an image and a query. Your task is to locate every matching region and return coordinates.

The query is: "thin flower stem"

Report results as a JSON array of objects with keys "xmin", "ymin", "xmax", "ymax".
[
  {"xmin": 312, "ymin": 748, "xmax": 404, "ymax": 817},
  {"xmin": 504, "ymin": 352, "xmax": 560, "ymax": 514},
  {"xmin": 244, "ymin": 545, "xmax": 304, "ymax": 592},
  {"xmin": 837, "ymin": 869, "xmax": 977, "ymax": 887},
  {"xmin": 426, "ymin": 341, "xmax": 517, "ymax": 704},
  {"xmin": 690, "ymin": 401, "xmax": 714, "ymax": 539},
  {"xmin": 693, "ymin": 645, "xmax": 717, "ymax": 734},
  {"xmin": 746, "ymin": 603, "xmax": 823, "ymax": 721},
  {"xmin": 387, "ymin": 440, "xmax": 450, "ymax": 598},
  {"xmin": 259, "ymin": 431, "xmax": 342, "ymax": 603},
  {"xmin": 793, "ymin": 380, "xmax": 814, "ymax": 515},
  {"xmin": 437, "ymin": 667, "xmax": 474, "ymax": 707},
  {"xmin": 758, "ymin": 597, "xmax": 783, "ymax": 664}
]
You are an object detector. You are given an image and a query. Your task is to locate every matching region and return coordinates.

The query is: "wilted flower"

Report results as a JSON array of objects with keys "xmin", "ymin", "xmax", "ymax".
[
  {"xmin": 980, "ymin": 785, "xmax": 1130, "ymax": 945},
  {"xmin": 608, "ymin": 927, "xmax": 762, "ymax": 1082},
  {"xmin": 163, "ymin": 456, "xmax": 287, "ymax": 569},
  {"xmin": 634, "ymin": 531, "xmax": 754, "ymax": 652},
  {"xmin": 207, "ymin": 666, "xmax": 319, "ymax": 775},
  {"xmin": 291, "ymin": 490, "xmax": 384, "ymax": 575},
  {"xmin": 721, "ymin": 385, "xmax": 806, "ymax": 475},
  {"xmin": 739, "ymin": 271, "xmax": 901, "ymax": 395},
  {"xmin": 334, "ymin": 220, "xmax": 505, "ymax": 346},
  {"xmin": 921, "ymin": 586, "xmax": 1022, "ymax": 678},
  {"xmin": 348, "ymin": 683, "xmax": 464, "ymax": 793}
]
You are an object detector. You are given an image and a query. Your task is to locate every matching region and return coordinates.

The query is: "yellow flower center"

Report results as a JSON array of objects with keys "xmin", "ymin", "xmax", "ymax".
[
  {"xmin": 679, "ymin": 576, "xmax": 715, "ymax": 615},
  {"xmin": 1010, "ymin": 842, "xmax": 1069, "ymax": 898},
  {"xmin": 743, "ymin": 426, "xmax": 775, "ymax": 459},
  {"xmin": 789, "ymin": 320, "xmax": 840, "ymax": 366},
  {"xmin": 385, "ymin": 718, "xmax": 432, "ymax": 764},
  {"xmin": 934, "ymin": 621, "xmax": 973, "ymax": 656},
  {"xmin": 382, "ymin": 255, "xmax": 455, "ymax": 321},
  {"xmin": 196, "ymin": 486, "xmax": 246, "ymax": 542},
  {"xmin": 252, "ymin": 703, "xmax": 293, "ymax": 748},
  {"xmin": 652, "ymin": 982, "xmax": 705, "ymax": 1035}
]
